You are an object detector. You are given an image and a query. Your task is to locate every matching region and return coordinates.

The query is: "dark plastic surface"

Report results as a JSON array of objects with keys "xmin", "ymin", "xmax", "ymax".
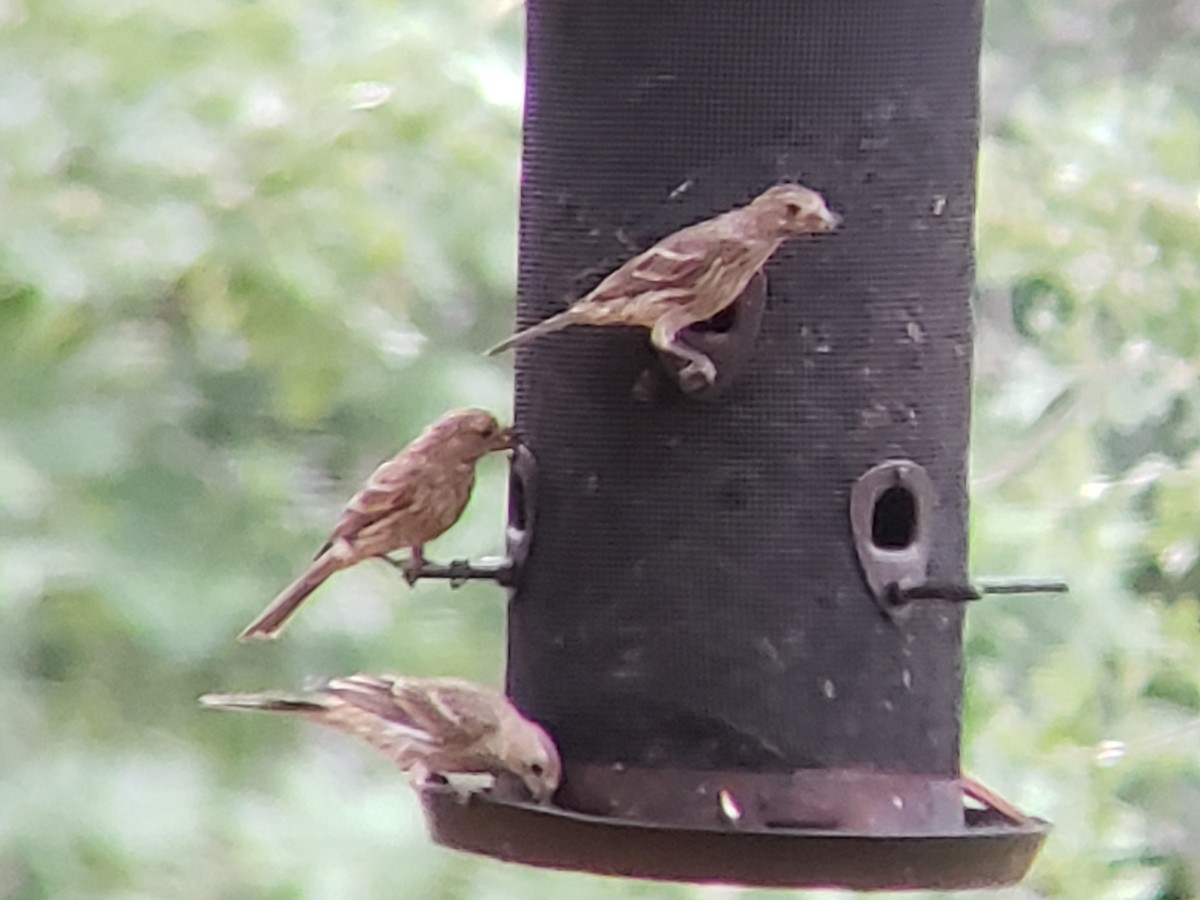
[{"xmin": 423, "ymin": 787, "xmax": 1049, "ymax": 891}]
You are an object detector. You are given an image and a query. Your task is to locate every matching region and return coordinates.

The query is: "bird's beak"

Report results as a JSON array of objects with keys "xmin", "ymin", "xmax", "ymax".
[
  {"xmin": 818, "ymin": 206, "xmax": 841, "ymax": 231},
  {"xmin": 496, "ymin": 427, "xmax": 518, "ymax": 451},
  {"xmin": 526, "ymin": 778, "xmax": 557, "ymax": 804}
]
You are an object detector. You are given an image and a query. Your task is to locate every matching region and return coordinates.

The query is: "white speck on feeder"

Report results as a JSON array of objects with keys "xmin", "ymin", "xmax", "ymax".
[
  {"xmin": 669, "ymin": 179, "xmax": 694, "ymax": 199},
  {"xmin": 612, "ymin": 761, "xmax": 626, "ymax": 772},
  {"xmin": 902, "ymin": 669, "xmax": 913, "ymax": 689},
  {"xmin": 892, "ymin": 794, "xmax": 905, "ymax": 810},
  {"xmin": 757, "ymin": 636, "xmax": 781, "ymax": 664},
  {"xmin": 718, "ymin": 788, "xmax": 743, "ymax": 824},
  {"xmin": 822, "ymin": 679, "xmax": 837, "ymax": 699},
  {"xmin": 932, "ymin": 195, "xmax": 947, "ymax": 215}
]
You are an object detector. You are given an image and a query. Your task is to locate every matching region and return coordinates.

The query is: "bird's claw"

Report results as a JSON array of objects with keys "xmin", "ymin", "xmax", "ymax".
[
  {"xmin": 677, "ymin": 359, "xmax": 718, "ymax": 393},
  {"xmin": 380, "ymin": 554, "xmax": 423, "ymax": 585},
  {"xmin": 414, "ymin": 771, "xmax": 480, "ymax": 805}
]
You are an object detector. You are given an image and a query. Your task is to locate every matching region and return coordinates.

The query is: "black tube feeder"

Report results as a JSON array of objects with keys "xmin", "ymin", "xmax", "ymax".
[{"xmin": 422, "ymin": 0, "xmax": 1053, "ymax": 889}]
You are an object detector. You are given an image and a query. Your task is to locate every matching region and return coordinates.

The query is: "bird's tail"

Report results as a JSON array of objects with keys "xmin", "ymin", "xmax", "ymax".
[
  {"xmin": 238, "ymin": 552, "xmax": 343, "ymax": 641},
  {"xmin": 199, "ymin": 691, "xmax": 329, "ymax": 714},
  {"xmin": 485, "ymin": 309, "xmax": 582, "ymax": 356}
]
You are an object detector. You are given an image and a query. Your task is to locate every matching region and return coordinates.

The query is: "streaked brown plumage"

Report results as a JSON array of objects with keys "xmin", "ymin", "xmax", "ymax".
[
  {"xmin": 486, "ymin": 182, "xmax": 839, "ymax": 384},
  {"xmin": 200, "ymin": 674, "xmax": 561, "ymax": 802},
  {"xmin": 238, "ymin": 408, "xmax": 514, "ymax": 640}
]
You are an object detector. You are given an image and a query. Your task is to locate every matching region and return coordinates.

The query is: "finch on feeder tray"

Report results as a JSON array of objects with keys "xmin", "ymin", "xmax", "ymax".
[
  {"xmin": 486, "ymin": 182, "xmax": 839, "ymax": 385},
  {"xmin": 238, "ymin": 408, "xmax": 514, "ymax": 641},
  {"xmin": 200, "ymin": 674, "xmax": 562, "ymax": 802}
]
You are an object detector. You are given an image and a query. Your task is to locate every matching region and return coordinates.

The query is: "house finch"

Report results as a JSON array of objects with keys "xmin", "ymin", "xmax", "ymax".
[
  {"xmin": 238, "ymin": 408, "xmax": 514, "ymax": 640},
  {"xmin": 486, "ymin": 182, "xmax": 839, "ymax": 385},
  {"xmin": 201, "ymin": 674, "xmax": 561, "ymax": 802}
]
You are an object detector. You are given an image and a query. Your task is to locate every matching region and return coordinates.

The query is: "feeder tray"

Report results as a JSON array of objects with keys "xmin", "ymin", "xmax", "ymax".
[{"xmin": 423, "ymin": 783, "xmax": 1049, "ymax": 891}]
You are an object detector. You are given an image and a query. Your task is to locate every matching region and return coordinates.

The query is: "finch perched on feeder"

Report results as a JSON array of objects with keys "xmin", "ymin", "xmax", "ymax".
[
  {"xmin": 486, "ymin": 182, "xmax": 839, "ymax": 385},
  {"xmin": 238, "ymin": 408, "xmax": 514, "ymax": 641},
  {"xmin": 201, "ymin": 674, "xmax": 562, "ymax": 802}
]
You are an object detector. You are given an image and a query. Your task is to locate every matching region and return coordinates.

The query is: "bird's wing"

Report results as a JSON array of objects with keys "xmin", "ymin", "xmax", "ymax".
[
  {"xmin": 321, "ymin": 674, "xmax": 442, "ymax": 744},
  {"xmin": 587, "ymin": 234, "xmax": 749, "ymax": 306},
  {"xmin": 315, "ymin": 456, "xmax": 424, "ymax": 557},
  {"xmin": 386, "ymin": 677, "xmax": 504, "ymax": 747}
]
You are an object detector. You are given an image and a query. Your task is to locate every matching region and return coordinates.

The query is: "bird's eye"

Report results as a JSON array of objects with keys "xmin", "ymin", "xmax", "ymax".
[
  {"xmin": 785, "ymin": 201, "xmax": 804, "ymax": 218},
  {"xmin": 481, "ymin": 424, "xmax": 496, "ymax": 438},
  {"xmin": 529, "ymin": 763, "xmax": 545, "ymax": 776}
]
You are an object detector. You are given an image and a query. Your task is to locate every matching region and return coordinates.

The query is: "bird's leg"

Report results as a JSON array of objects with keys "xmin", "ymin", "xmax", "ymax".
[
  {"xmin": 402, "ymin": 546, "xmax": 425, "ymax": 585},
  {"xmin": 651, "ymin": 313, "xmax": 717, "ymax": 390},
  {"xmin": 409, "ymin": 762, "xmax": 477, "ymax": 804},
  {"xmin": 380, "ymin": 547, "xmax": 426, "ymax": 585},
  {"xmin": 408, "ymin": 760, "xmax": 448, "ymax": 789}
]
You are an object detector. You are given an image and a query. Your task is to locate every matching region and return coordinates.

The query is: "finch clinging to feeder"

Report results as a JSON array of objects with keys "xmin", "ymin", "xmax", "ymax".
[
  {"xmin": 201, "ymin": 674, "xmax": 561, "ymax": 802},
  {"xmin": 486, "ymin": 182, "xmax": 839, "ymax": 385},
  {"xmin": 238, "ymin": 408, "xmax": 514, "ymax": 641}
]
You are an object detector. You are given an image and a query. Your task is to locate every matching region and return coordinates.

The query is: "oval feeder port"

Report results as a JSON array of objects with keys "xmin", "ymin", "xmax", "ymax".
[
  {"xmin": 503, "ymin": 444, "xmax": 538, "ymax": 589},
  {"xmin": 850, "ymin": 459, "xmax": 937, "ymax": 618},
  {"xmin": 634, "ymin": 271, "xmax": 768, "ymax": 402}
]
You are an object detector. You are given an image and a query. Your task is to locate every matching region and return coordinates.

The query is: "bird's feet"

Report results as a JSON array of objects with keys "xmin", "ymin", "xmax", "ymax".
[
  {"xmin": 380, "ymin": 554, "xmax": 424, "ymax": 586},
  {"xmin": 676, "ymin": 357, "xmax": 718, "ymax": 393},
  {"xmin": 657, "ymin": 335, "xmax": 719, "ymax": 395},
  {"xmin": 412, "ymin": 769, "xmax": 480, "ymax": 805}
]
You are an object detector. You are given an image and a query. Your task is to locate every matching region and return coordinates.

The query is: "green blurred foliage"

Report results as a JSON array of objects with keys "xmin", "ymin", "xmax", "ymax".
[
  {"xmin": 0, "ymin": 0, "xmax": 1197, "ymax": 897},
  {"xmin": 968, "ymin": 2, "xmax": 1200, "ymax": 899}
]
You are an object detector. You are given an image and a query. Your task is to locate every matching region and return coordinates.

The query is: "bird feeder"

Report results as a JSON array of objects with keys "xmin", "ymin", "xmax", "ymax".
[{"xmin": 421, "ymin": 0, "xmax": 1051, "ymax": 888}]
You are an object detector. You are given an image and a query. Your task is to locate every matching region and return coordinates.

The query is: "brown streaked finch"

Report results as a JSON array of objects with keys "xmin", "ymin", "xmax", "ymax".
[
  {"xmin": 200, "ymin": 674, "xmax": 562, "ymax": 802},
  {"xmin": 238, "ymin": 408, "xmax": 514, "ymax": 641},
  {"xmin": 486, "ymin": 182, "xmax": 839, "ymax": 385}
]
